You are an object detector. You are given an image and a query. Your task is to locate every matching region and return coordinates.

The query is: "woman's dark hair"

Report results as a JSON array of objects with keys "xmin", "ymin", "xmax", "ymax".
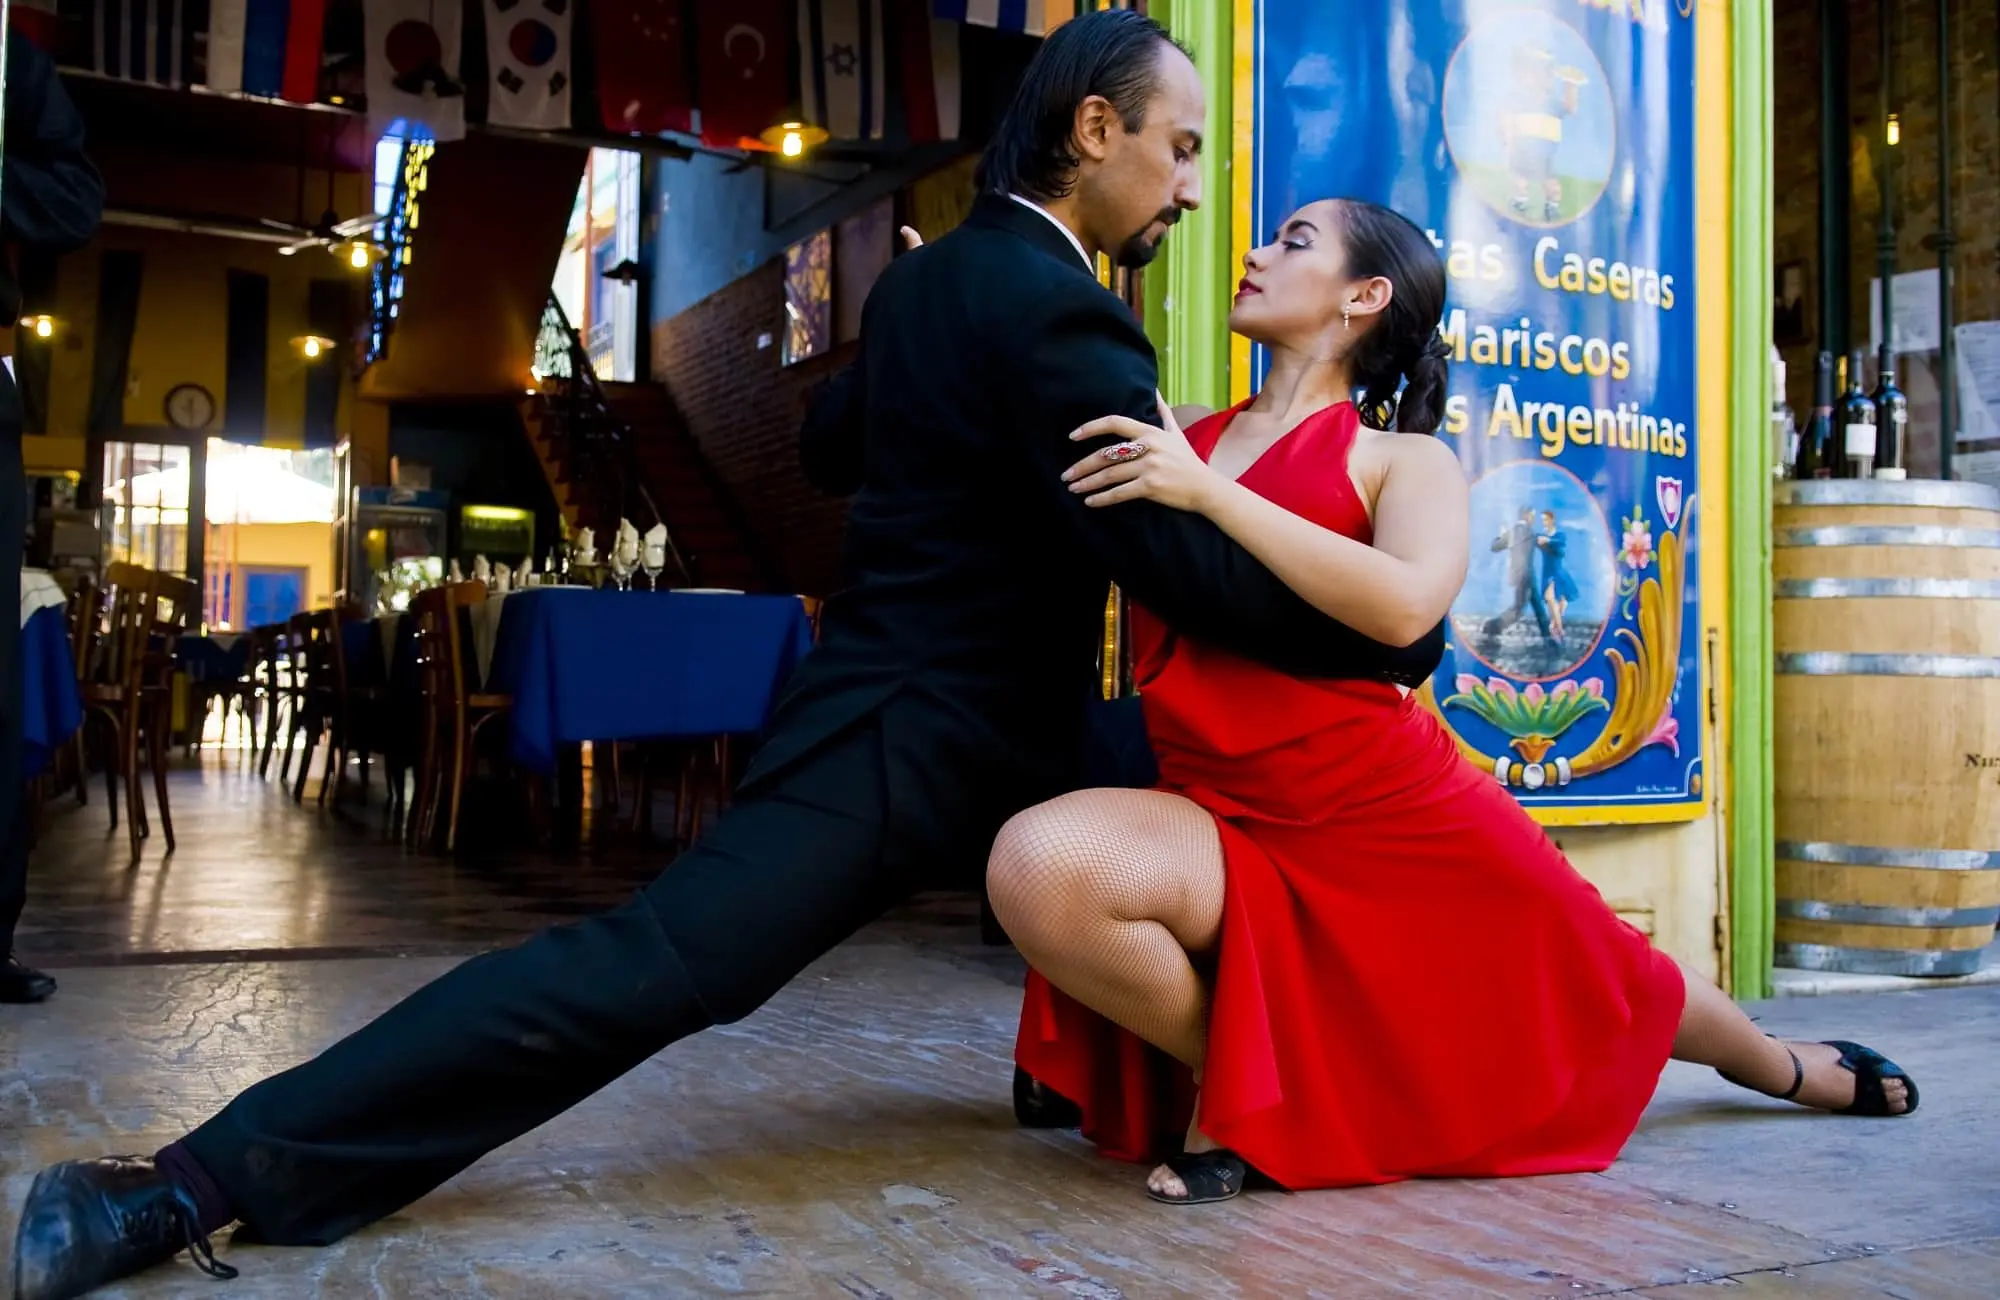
[
  {"xmin": 975, "ymin": 9, "xmax": 1189, "ymax": 202},
  {"xmin": 1332, "ymin": 199, "xmax": 1451, "ymax": 435}
]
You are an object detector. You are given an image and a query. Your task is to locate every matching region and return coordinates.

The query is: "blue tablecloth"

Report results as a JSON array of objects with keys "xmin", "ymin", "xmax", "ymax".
[
  {"xmin": 487, "ymin": 590, "xmax": 814, "ymax": 776},
  {"xmin": 21, "ymin": 604, "xmax": 82, "ymax": 778}
]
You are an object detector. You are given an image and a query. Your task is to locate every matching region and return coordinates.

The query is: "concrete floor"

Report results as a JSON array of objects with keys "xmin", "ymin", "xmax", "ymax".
[{"xmin": 5, "ymin": 758, "xmax": 1997, "ymax": 1297}]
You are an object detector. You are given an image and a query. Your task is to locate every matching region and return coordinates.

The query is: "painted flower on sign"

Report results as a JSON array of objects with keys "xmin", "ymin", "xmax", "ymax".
[
  {"xmin": 1440, "ymin": 675, "xmax": 1609, "ymax": 763},
  {"xmin": 1619, "ymin": 506, "xmax": 1654, "ymax": 572}
]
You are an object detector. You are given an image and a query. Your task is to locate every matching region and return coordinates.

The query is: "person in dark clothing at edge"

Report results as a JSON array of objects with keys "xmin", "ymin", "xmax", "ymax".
[
  {"xmin": 0, "ymin": 29, "xmax": 104, "ymax": 1010},
  {"xmin": 10, "ymin": 12, "xmax": 1443, "ymax": 1297}
]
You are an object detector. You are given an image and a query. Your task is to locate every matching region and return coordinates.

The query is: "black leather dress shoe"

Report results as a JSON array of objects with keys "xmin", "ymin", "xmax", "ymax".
[
  {"xmin": 0, "ymin": 958, "xmax": 56, "ymax": 1004},
  {"xmin": 11, "ymin": 1156, "xmax": 237, "ymax": 1300},
  {"xmin": 1013, "ymin": 1065, "xmax": 1083, "ymax": 1129}
]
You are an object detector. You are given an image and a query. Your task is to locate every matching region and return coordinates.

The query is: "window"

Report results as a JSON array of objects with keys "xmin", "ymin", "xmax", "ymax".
[
  {"xmin": 783, "ymin": 229, "xmax": 833, "ymax": 367},
  {"xmin": 551, "ymin": 147, "xmax": 642, "ymax": 381},
  {"xmin": 100, "ymin": 441, "xmax": 193, "ymax": 578}
]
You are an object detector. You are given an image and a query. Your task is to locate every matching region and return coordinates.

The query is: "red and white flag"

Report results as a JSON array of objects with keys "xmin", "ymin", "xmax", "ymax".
[
  {"xmin": 364, "ymin": 0, "xmax": 466, "ymax": 140},
  {"xmin": 799, "ymin": 0, "xmax": 885, "ymax": 142},
  {"xmin": 484, "ymin": 0, "xmax": 571, "ymax": 130},
  {"xmin": 897, "ymin": 0, "xmax": 959, "ymax": 143},
  {"xmin": 697, "ymin": 0, "xmax": 789, "ymax": 146},
  {"xmin": 594, "ymin": 0, "xmax": 692, "ymax": 135}
]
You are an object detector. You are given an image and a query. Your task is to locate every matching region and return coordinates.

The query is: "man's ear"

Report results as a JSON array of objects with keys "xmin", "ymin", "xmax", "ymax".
[{"xmin": 1073, "ymin": 94, "xmax": 1117, "ymax": 164}]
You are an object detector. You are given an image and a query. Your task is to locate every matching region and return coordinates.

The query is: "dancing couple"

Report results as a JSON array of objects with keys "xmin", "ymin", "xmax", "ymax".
[{"xmin": 13, "ymin": 11, "xmax": 1913, "ymax": 1297}]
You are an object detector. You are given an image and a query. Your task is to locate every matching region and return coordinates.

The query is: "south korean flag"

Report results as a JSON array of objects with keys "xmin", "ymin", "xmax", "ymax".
[{"xmin": 485, "ymin": 0, "xmax": 572, "ymax": 130}]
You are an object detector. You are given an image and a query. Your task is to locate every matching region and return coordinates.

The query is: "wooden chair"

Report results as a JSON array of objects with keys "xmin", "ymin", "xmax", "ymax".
[
  {"xmin": 61, "ymin": 575, "xmax": 100, "ymax": 807},
  {"xmin": 409, "ymin": 581, "xmax": 511, "ymax": 852},
  {"xmin": 80, "ymin": 563, "xmax": 198, "ymax": 857},
  {"xmin": 287, "ymin": 609, "xmax": 381, "ymax": 807},
  {"xmin": 245, "ymin": 624, "xmax": 286, "ymax": 777}
]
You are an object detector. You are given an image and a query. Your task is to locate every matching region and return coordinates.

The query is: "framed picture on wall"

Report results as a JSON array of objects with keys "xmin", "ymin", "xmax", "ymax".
[{"xmin": 1775, "ymin": 259, "xmax": 1810, "ymax": 345}]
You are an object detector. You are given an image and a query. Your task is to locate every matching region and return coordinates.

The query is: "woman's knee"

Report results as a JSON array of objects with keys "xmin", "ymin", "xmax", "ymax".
[{"xmin": 986, "ymin": 797, "xmax": 1104, "ymax": 936}]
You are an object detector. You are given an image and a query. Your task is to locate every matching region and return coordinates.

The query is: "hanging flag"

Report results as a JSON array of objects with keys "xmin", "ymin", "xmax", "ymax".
[
  {"xmin": 696, "ymin": 0, "xmax": 789, "ymax": 147},
  {"xmin": 85, "ymin": 0, "xmax": 189, "ymax": 87},
  {"xmin": 281, "ymin": 0, "xmax": 328, "ymax": 101},
  {"xmin": 201, "ymin": 0, "xmax": 321, "ymax": 100},
  {"xmin": 896, "ymin": 0, "xmax": 959, "ymax": 143},
  {"xmin": 799, "ymin": 0, "xmax": 885, "ymax": 142},
  {"xmin": 931, "ymin": 0, "xmax": 1046, "ymax": 36},
  {"xmin": 483, "ymin": 0, "xmax": 571, "ymax": 130},
  {"xmin": 364, "ymin": 0, "xmax": 467, "ymax": 141},
  {"xmin": 593, "ymin": 0, "xmax": 692, "ymax": 136},
  {"xmin": 11, "ymin": 0, "xmax": 62, "ymax": 51}
]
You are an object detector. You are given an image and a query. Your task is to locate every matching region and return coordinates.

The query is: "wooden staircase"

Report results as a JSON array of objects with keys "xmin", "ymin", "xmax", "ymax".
[
  {"xmin": 521, "ymin": 379, "xmax": 770, "ymax": 592},
  {"xmin": 602, "ymin": 382, "xmax": 769, "ymax": 592}
]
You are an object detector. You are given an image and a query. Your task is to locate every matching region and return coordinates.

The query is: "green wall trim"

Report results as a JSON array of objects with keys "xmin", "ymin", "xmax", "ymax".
[
  {"xmin": 1144, "ymin": 0, "xmax": 1232, "ymax": 413},
  {"xmin": 1728, "ymin": 0, "xmax": 1776, "ymax": 999}
]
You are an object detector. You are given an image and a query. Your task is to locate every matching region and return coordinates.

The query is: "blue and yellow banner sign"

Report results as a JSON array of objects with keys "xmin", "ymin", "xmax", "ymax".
[{"xmin": 1251, "ymin": 0, "xmax": 1705, "ymax": 820}]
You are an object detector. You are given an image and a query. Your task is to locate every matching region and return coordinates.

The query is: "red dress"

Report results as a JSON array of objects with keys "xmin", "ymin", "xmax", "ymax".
[{"xmin": 1014, "ymin": 401, "xmax": 1686, "ymax": 1190}]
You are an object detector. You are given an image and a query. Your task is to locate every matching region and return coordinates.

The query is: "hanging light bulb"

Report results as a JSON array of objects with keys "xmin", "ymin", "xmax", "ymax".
[
  {"xmin": 334, "ymin": 238, "xmax": 384, "ymax": 269},
  {"xmin": 759, "ymin": 119, "xmax": 829, "ymax": 159},
  {"xmin": 19, "ymin": 314, "xmax": 57, "ymax": 339},
  {"xmin": 1886, "ymin": 113, "xmax": 1901, "ymax": 147},
  {"xmin": 292, "ymin": 334, "xmax": 337, "ymax": 360}
]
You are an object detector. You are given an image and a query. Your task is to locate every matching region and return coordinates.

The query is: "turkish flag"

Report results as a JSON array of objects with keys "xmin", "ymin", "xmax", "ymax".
[
  {"xmin": 595, "ymin": 0, "xmax": 694, "ymax": 135},
  {"xmin": 696, "ymin": 0, "xmax": 789, "ymax": 147}
]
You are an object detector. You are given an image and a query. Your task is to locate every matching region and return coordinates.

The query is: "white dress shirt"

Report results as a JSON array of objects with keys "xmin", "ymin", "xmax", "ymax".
[{"xmin": 1008, "ymin": 193, "xmax": 1094, "ymax": 273}]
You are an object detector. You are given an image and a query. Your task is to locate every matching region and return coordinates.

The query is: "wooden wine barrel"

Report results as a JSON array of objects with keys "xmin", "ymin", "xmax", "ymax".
[{"xmin": 1772, "ymin": 478, "xmax": 2000, "ymax": 976}]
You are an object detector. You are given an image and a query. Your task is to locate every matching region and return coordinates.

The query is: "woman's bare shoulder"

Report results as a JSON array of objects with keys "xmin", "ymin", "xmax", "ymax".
[
  {"xmin": 1172, "ymin": 404, "xmax": 1215, "ymax": 429},
  {"xmin": 1383, "ymin": 431, "xmax": 1464, "ymax": 476}
]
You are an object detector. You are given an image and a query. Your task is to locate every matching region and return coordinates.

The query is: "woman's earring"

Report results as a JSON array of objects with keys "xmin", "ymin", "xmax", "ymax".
[{"xmin": 1342, "ymin": 304, "xmax": 1352, "ymax": 331}]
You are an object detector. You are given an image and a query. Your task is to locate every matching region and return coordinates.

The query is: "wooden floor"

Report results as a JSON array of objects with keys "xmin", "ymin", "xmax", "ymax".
[{"xmin": 5, "ymin": 756, "xmax": 1997, "ymax": 1297}]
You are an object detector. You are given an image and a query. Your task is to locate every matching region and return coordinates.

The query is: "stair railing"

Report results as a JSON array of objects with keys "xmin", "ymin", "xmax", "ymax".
[{"xmin": 531, "ymin": 294, "xmax": 692, "ymax": 586}]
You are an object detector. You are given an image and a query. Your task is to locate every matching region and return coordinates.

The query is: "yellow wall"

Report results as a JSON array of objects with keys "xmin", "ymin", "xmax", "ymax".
[
  {"xmin": 36, "ymin": 228, "xmax": 361, "ymax": 448},
  {"xmin": 208, "ymin": 521, "xmax": 336, "ymax": 625}
]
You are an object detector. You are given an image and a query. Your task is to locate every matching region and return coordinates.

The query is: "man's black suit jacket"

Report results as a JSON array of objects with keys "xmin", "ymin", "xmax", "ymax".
[{"xmin": 750, "ymin": 193, "xmax": 1444, "ymax": 874}]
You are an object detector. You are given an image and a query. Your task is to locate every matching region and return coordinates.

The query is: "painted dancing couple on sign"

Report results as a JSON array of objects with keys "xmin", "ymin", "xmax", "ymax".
[{"xmin": 13, "ymin": 12, "xmax": 1916, "ymax": 1298}]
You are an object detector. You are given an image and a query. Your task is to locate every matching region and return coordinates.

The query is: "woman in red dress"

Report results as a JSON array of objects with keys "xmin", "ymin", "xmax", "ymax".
[{"xmin": 991, "ymin": 198, "xmax": 1917, "ymax": 1207}]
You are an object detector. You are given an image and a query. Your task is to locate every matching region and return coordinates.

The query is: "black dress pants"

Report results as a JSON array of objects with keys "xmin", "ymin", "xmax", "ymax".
[
  {"xmin": 181, "ymin": 721, "xmax": 917, "ymax": 1246},
  {"xmin": 0, "ymin": 419, "xmax": 27, "ymax": 960}
]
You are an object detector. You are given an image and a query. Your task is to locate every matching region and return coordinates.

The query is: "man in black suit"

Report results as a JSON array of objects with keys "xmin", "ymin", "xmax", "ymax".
[
  {"xmin": 0, "ymin": 30, "xmax": 104, "ymax": 1009},
  {"xmin": 13, "ymin": 11, "xmax": 1442, "ymax": 1295}
]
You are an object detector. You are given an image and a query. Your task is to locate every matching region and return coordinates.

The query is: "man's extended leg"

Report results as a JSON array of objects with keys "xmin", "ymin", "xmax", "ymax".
[{"xmin": 14, "ymin": 723, "xmax": 908, "ymax": 1294}]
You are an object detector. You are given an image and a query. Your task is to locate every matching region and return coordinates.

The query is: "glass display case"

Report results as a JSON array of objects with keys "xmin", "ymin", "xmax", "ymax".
[
  {"xmin": 348, "ymin": 485, "xmax": 448, "ymax": 615},
  {"xmin": 459, "ymin": 504, "xmax": 535, "ymax": 569}
]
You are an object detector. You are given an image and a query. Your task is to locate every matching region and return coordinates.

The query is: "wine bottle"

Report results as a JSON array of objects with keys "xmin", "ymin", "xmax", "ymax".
[
  {"xmin": 1796, "ymin": 351, "xmax": 1834, "ymax": 479},
  {"xmin": 1840, "ymin": 348, "xmax": 1877, "ymax": 478},
  {"xmin": 1871, "ymin": 346, "xmax": 1909, "ymax": 480},
  {"xmin": 1771, "ymin": 349, "xmax": 1798, "ymax": 478}
]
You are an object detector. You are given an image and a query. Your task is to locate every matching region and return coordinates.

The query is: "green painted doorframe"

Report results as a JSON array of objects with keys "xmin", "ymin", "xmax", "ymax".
[
  {"xmin": 1142, "ymin": 0, "xmax": 1232, "ymax": 412},
  {"xmin": 1728, "ymin": 0, "xmax": 1776, "ymax": 1000}
]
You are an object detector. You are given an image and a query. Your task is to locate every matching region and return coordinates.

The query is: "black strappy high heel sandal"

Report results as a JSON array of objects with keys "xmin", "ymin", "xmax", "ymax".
[
  {"xmin": 1718, "ymin": 1036, "xmax": 1919, "ymax": 1117},
  {"xmin": 1147, "ymin": 1148, "xmax": 1266, "ymax": 1206},
  {"xmin": 1012, "ymin": 1066, "xmax": 1083, "ymax": 1130}
]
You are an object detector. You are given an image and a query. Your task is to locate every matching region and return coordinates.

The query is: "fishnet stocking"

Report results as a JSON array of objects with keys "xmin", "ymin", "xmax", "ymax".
[{"xmin": 987, "ymin": 789, "xmax": 1226, "ymax": 1071}]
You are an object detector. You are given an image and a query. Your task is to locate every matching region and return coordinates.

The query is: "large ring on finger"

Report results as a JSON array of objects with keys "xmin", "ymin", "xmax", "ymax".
[{"xmin": 1103, "ymin": 441, "xmax": 1149, "ymax": 464}]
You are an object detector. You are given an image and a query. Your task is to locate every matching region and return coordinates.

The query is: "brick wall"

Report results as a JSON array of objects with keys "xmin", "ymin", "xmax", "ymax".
[
  {"xmin": 1773, "ymin": 0, "xmax": 2000, "ymax": 471},
  {"xmin": 650, "ymin": 260, "xmax": 856, "ymax": 596}
]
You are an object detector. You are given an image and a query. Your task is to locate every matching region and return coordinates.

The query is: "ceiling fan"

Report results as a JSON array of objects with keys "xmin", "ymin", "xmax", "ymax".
[
  {"xmin": 266, "ymin": 117, "xmax": 384, "ymax": 266},
  {"xmin": 261, "ymin": 207, "xmax": 381, "ymax": 259}
]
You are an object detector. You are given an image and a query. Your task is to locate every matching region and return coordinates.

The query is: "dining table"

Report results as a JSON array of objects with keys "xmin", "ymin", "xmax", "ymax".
[{"xmin": 484, "ymin": 588, "xmax": 815, "ymax": 776}]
